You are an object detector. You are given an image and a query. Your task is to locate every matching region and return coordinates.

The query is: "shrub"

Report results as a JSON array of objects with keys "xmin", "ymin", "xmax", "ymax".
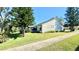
[
  {"xmin": 78, "ymin": 28, "xmax": 79, "ymax": 30},
  {"xmin": 0, "ymin": 35, "xmax": 8, "ymax": 43},
  {"xmin": 59, "ymin": 30, "xmax": 65, "ymax": 32},
  {"xmin": 55, "ymin": 31, "xmax": 58, "ymax": 32},
  {"xmin": 45, "ymin": 31, "xmax": 55, "ymax": 33}
]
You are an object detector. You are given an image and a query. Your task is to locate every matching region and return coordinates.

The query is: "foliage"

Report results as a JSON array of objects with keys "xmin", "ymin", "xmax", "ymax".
[
  {"xmin": 65, "ymin": 7, "xmax": 79, "ymax": 31},
  {"xmin": 0, "ymin": 7, "xmax": 14, "ymax": 42},
  {"xmin": 45, "ymin": 31, "xmax": 55, "ymax": 33},
  {"xmin": 0, "ymin": 7, "xmax": 13, "ymax": 34},
  {"xmin": 11, "ymin": 7, "xmax": 34, "ymax": 36}
]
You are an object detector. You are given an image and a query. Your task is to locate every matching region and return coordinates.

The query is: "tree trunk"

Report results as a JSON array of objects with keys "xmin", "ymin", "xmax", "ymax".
[
  {"xmin": 70, "ymin": 26, "xmax": 75, "ymax": 32},
  {"xmin": 20, "ymin": 26, "xmax": 25, "ymax": 37}
]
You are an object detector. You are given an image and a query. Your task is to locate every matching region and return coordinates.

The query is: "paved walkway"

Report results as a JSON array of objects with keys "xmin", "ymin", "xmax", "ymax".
[{"xmin": 6, "ymin": 31, "xmax": 79, "ymax": 51}]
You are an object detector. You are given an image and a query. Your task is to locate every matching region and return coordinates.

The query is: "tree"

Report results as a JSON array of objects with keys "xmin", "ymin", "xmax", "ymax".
[
  {"xmin": 11, "ymin": 7, "xmax": 34, "ymax": 36},
  {"xmin": 0, "ymin": 7, "xmax": 13, "ymax": 42},
  {"xmin": 65, "ymin": 7, "xmax": 79, "ymax": 31},
  {"xmin": 0, "ymin": 7, "xmax": 13, "ymax": 35},
  {"xmin": 0, "ymin": 7, "xmax": 4, "ymax": 32}
]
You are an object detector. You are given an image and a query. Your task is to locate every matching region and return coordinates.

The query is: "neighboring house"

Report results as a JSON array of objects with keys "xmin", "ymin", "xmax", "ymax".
[
  {"xmin": 32, "ymin": 17, "xmax": 64, "ymax": 33},
  {"xmin": 64, "ymin": 25, "xmax": 79, "ymax": 31},
  {"xmin": 64, "ymin": 22, "xmax": 79, "ymax": 31}
]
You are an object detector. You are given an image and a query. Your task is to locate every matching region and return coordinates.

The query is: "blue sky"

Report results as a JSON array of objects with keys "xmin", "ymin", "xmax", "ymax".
[{"xmin": 32, "ymin": 7, "xmax": 67, "ymax": 24}]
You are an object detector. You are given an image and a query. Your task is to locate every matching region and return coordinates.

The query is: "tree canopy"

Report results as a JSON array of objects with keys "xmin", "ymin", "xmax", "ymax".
[
  {"xmin": 11, "ymin": 7, "xmax": 34, "ymax": 36},
  {"xmin": 65, "ymin": 7, "xmax": 79, "ymax": 31}
]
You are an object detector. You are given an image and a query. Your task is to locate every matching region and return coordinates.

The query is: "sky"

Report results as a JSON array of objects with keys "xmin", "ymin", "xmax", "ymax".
[{"xmin": 32, "ymin": 7, "xmax": 67, "ymax": 24}]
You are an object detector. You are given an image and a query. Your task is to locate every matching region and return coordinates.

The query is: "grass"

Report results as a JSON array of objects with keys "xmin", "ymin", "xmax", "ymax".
[
  {"xmin": 0, "ymin": 32, "xmax": 67, "ymax": 50},
  {"xmin": 38, "ymin": 34, "xmax": 79, "ymax": 51}
]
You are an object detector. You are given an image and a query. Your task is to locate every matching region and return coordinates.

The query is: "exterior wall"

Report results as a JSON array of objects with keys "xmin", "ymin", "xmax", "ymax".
[
  {"xmin": 36, "ymin": 25, "xmax": 42, "ymax": 32},
  {"xmin": 41, "ymin": 19, "xmax": 56, "ymax": 33},
  {"xmin": 74, "ymin": 26, "xmax": 79, "ymax": 30},
  {"xmin": 64, "ymin": 26, "xmax": 79, "ymax": 31},
  {"xmin": 55, "ymin": 20, "xmax": 64, "ymax": 31}
]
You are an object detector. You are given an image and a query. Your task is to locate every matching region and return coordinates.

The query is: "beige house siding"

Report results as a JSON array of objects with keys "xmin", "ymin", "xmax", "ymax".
[
  {"xmin": 42, "ymin": 19, "xmax": 56, "ymax": 33},
  {"xmin": 64, "ymin": 26, "xmax": 79, "ymax": 31},
  {"xmin": 74, "ymin": 26, "xmax": 79, "ymax": 30},
  {"xmin": 34, "ymin": 17, "xmax": 64, "ymax": 33}
]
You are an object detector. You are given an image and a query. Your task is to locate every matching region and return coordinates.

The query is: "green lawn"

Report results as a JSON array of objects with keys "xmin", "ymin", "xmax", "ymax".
[
  {"xmin": 0, "ymin": 32, "xmax": 66, "ymax": 50},
  {"xmin": 38, "ymin": 34, "xmax": 79, "ymax": 51}
]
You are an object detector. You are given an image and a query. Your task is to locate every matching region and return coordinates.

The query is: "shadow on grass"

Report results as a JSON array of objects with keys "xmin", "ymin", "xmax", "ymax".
[
  {"xmin": 75, "ymin": 46, "xmax": 79, "ymax": 51},
  {"xmin": 8, "ymin": 33, "xmax": 21, "ymax": 39}
]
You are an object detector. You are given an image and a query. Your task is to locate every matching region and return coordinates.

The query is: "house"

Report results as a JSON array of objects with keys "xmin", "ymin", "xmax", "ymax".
[
  {"xmin": 64, "ymin": 26, "xmax": 79, "ymax": 31},
  {"xmin": 63, "ymin": 22, "xmax": 79, "ymax": 31},
  {"xmin": 32, "ymin": 17, "xmax": 64, "ymax": 33}
]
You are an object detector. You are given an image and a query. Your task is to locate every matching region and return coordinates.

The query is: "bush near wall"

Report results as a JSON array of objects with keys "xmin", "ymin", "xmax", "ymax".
[
  {"xmin": 0, "ymin": 35, "xmax": 8, "ymax": 43},
  {"xmin": 45, "ymin": 31, "xmax": 56, "ymax": 33},
  {"xmin": 45, "ymin": 30, "xmax": 65, "ymax": 33}
]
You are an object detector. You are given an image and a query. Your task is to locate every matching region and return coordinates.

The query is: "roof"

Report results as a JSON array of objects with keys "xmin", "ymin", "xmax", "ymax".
[
  {"xmin": 35, "ymin": 17, "xmax": 64, "ymax": 26},
  {"xmin": 30, "ymin": 16, "xmax": 64, "ymax": 28},
  {"xmin": 37, "ymin": 17, "xmax": 54, "ymax": 26}
]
